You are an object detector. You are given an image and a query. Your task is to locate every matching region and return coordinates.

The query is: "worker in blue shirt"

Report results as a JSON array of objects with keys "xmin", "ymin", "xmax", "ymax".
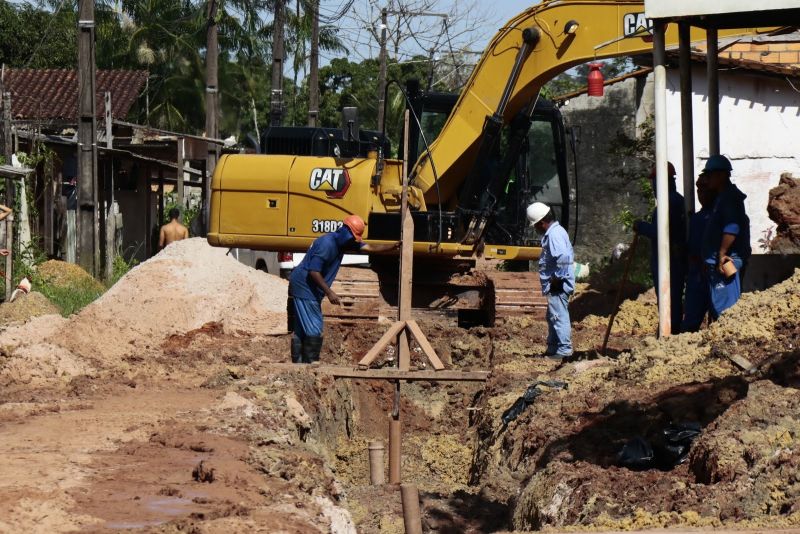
[
  {"xmin": 681, "ymin": 170, "xmax": 717, "ymax": 332},
  {"xmin": 528, "ymin": 202, "xmax": 574, "ymax": 358},
  {"xmin": 633, "ymin": 162, "xmax": 687, "ymax": 334},
  {"xmin": 701, "ymin": 155, "xmax": 751, "ymax": 318},
  {"xmin": 289, "ymin": 215, "xmax": 398, "ymax": 364}
]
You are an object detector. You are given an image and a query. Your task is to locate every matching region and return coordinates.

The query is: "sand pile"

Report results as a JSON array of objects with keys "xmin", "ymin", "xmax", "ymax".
[
  {"xmin": 37, "ymin": 260, "xmax": 105, "ymax": 293},
  {"xmin": 0, "ymin": 239, "xmax": 288, "ymax": 384},
  {"xmin": 54, "ymin": 238, "xmax": 288, "ymax": 362},
  {"xmin": 0, "ymin": 292, "xmax": 60, "ymax": 325}
]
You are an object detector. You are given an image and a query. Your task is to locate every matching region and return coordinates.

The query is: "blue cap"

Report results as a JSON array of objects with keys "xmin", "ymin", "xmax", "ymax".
[{"xmin": 703, "ymin": 155, "xmax": 732, "ymax": 173}]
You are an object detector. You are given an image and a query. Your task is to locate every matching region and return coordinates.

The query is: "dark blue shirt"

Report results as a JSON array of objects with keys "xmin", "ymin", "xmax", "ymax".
[
  {"xmin": 702, "ymin": 183, "xmax": 751, "ymax": 265},
  {"xmin": 637, "ymin": 187, "xmax": 687, "ymax": 276},
  {"xmin": 687, "ymin": 206, "xmax": 712, "ymax": 272},
  {"xmin": 289, "ymin": 226, "xmax": 364, "ymax": 301}
]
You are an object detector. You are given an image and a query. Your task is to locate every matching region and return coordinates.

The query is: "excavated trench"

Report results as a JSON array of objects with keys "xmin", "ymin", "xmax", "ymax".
[{"xmin": 4, "ymin": 244, "xmax": 799, "ymax": 532}]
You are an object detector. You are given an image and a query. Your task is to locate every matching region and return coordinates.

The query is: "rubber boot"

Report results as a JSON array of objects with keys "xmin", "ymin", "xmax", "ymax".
[
  {"xmin": 291, "ymin": 335, "xmax": 303, "ymax": 364},
  {"xmin": 302, "ymin": 336, "xmax": 323, "ymax": 364}
]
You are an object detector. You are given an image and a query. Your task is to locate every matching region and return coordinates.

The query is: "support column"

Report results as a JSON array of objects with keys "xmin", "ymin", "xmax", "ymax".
[
  {"xmin": 653, "ymin": 20, "xmax": 672, "ymax": 337},
  {"xmin": 205, "ymin": 0, "xmax": 219, "ymax": 235},
  {"xmin": 377, "ymin": 8, "xmax": 388, "ymax": 133},
  {"xmin": 77, "ymin": 0, "xmax": 98, "ymax": 275},
  {"xmin": 678, "ymin": 22, "xmax": 695, "ymax": 219},
  {"xmin": 177, "ymin": 137, "xmax": 185, "ymax": 207},
  {"xmin": 706, "ymin": 28, "xmax": 720, "ymax": 156}
]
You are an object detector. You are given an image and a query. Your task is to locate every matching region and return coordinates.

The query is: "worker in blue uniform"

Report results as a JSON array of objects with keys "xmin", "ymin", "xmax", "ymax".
[
  {"xmin": 289, "ymin": 215, "xmax": 398, "ymax": 364},
  {"xmin": 633, "ymin": 162, "xmax": 687, "ymax": 334},
  {"xmin": 528, "ymin": 202, "xmax": 574, "ymax": 358},
  {"xmin": 681, "ymin": 170, "xmax": 717, "ymax": 332},
  {"xmin": 701, "ymin": 155, "xmax": 751, "ymax": 319}
]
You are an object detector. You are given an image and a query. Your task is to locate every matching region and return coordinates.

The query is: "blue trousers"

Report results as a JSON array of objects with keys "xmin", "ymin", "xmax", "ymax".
[
  {"xmin": 708, "ymin": 257, "xmax": 744, "ymax": 320},
  {"xmin": 681, "ymin": 268, "xmax": 709, "ymax": 333},
  {"xmin": 292, "ymin": 297, "xmax": 323, "ymax": 340},
  {"xmin": 546, "ymin": 291, "xmax": 572, "ymax": 356}
]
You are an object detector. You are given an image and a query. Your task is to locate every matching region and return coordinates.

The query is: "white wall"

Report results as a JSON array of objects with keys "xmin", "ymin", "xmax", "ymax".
[{"xmin": 662, "ymin": 66, "xmax": 800, "ymax": 252}]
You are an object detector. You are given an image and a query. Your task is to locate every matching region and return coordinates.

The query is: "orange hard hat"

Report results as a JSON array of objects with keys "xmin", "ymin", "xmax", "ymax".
[{"xmin": 342, "ymin": 215, "xmax": 365, "ymax": 242}]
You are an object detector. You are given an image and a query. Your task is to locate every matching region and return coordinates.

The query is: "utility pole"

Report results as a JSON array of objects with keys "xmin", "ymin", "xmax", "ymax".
[
  {"xmin": 307, "ymin": 0, "xmax": 320, "ymax": 127},
  {"xmin": 270, "ymin": 0, "xmax": 286, "ymax": 126},
  {"xmin": 376, "ymin": 8, "xmax": 388, "ymax": 132},
  {"xmin": 77, "ymin": 0, "xmax": 98, "ymax": 275},
  {"xmin": 205, "ymin": 0, "xmax": 219, "ymax": 235}
]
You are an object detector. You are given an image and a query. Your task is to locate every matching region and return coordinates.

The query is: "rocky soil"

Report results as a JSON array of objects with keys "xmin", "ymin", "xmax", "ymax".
[
  {"xmin": 0, "ymin": 237, "xmax": 798, "ymax": 533},
  {"xmin": 768, "ymin": 173, "xmax": 800, "ymax": 253}
]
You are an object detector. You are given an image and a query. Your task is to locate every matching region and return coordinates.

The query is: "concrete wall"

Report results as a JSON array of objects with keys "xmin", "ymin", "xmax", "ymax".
[
  {"xmin": 558, "ymin": 77, "xmax": 651, "ymax": 267},
  {"xmin": 663, "ymin": 66, "xmax": 800, "ymax": 252}
]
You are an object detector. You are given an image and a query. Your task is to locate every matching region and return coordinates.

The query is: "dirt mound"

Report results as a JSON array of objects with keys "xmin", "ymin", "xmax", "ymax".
[
  {"xmin": 475, "ymin": 268, "xmax": 800, "ymax": 530},
  {"xmin": 768, "ymin": 173, "xmax": 800, "ymax": 253},
  {"xmin": 579, "ymin": 289, "xmax": 658, "ymax": 336},
  {"xmin": 37, "ymin": 260, "xmax": 105, "ymax": 293},
  {"xmin": 0, "ymin": 239, "xmax": 288, "ymax": 387},
  {"xmin": 55, "ymin": 238, "xmax": 288, "ymax": 363},
  {"xmin": 0, "ymin": 292, "xmax": 60, "ymax": 325}
]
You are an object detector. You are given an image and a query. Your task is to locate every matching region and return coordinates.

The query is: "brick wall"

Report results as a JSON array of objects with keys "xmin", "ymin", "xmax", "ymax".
[{"xmin": 697, "ymin": 41, "xmax": 800, "ymax": 65}]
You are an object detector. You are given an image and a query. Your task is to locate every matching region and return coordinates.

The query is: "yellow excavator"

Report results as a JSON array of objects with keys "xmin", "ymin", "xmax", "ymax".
[{"xmin": 208, "ymin": 0, "xmax": 767, "ymax": 325}]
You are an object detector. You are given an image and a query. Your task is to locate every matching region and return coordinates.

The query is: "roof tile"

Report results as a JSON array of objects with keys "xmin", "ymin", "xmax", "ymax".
[{"xmin": 1, "ymin": 68, "xmax": 148, "ymax": 121}]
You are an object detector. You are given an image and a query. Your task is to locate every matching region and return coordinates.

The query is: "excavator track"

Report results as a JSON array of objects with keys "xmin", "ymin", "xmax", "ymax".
[{"xmin": 319, "ymin": 266, "xmax": 547, "ymax": 325}]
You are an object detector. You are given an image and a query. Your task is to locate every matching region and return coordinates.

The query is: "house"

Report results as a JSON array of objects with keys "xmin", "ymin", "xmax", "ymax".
[
  {"xmin": 555, "ymin": 36, "xmax": 800, "ymax": 287},
  {"xmin": 0, "ymin": 68, "xmax": 214, "ymax": 271}
]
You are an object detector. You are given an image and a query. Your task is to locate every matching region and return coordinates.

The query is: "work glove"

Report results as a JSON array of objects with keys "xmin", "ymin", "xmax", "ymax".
[{"xmin": 549, "ymin": 276, "xmax": 565, "ymax": 294}]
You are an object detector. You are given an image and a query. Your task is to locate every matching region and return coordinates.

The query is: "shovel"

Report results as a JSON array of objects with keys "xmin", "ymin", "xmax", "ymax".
[{"xmin": 601, "ymin": 234, "xmax": 638, "ymax": 356}]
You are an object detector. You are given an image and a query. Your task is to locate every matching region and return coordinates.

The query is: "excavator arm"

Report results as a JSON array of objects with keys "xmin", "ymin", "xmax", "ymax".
[{"xmin": 411, "ymin": 0, "xmax": 771, "ymax": 242}]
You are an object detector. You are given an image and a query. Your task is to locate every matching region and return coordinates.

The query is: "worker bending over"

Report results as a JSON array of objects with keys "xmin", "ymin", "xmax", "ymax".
[
  {"xmin": 528, "ymin": 202, "xmax": 574, "ymax": 359},
  {"xmin": 289, "ymin": 215, "xmax": 397, "ymax": 364},
  {"xmin": 633, "ymin": 162, "xmax": 687, "ymax": 334},
  {"xmin": 701, "ymin": 155, "xmax": 750, "ymax": 318}
]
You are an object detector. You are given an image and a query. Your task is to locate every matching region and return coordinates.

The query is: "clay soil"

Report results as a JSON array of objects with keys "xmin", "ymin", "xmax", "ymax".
[{"xmin": 1, "ymin": 239, "xmax": 799, "ymax": 533}]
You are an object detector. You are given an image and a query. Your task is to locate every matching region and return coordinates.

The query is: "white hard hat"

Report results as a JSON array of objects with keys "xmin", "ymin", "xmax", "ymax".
[{"xmin": 526, "ymin": 202, "xmax": 550, "ymax": 226}]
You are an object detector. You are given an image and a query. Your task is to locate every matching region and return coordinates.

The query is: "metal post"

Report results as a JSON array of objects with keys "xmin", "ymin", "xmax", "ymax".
[
  {"xmin": 77, "ymin": 0, "xmax": 98, "ymax": 275},
  {"xmin": 377, "ymin": 8, "xmax": 388, "ymax": 132},
  {"xmin": 104, "ymin": 91, "xmax": 114, "ymax": 280},
  {"xmin": 706, "ymin": 28, "xmax": 720, "ymax": 156},
  {"xmin": 389, "ymin": 417, "xmax": 401, "ymax": 484},
  {"xmin": 678, "ymin": 23, "xmax": 695, "ymax": 219},
  {"xmin": 270, "ymin": 0, "xmax": 285, "ymax": 126},
  {"xmin": 307, "ymin": 0, "xmax": 320, "ymax": 127},
  {"xmin": 2, "ymin": 92, "xmax": 12, "ymax": 222},
  {"xmin": 653, "ymin": 20, "xmax": 672, "ymax": 337},
  {"xmin": 400, "ymin": 484, "xmax": 423, "ymax": 534},
  {"xmin": 205, "ymin": 0, "xmax": 219, "ymax": 234},
  {"xmin": 177, "ymin": 137, "xmax": 185, "ymax": 207}
]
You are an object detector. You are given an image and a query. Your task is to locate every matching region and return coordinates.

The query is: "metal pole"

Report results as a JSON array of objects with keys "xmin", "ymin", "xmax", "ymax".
[
  {"xmin": 104, "ymin": 91, "xmax": 114, "ymax": 280},
  {"xmin": 389, "ymin": 417, "xmax": 401, "ymax": 483},
  {"xmin": 177, "ymin": 137, "xmax": 185, "ymax": 207},
  {"xmin": 653, "ymin": 20, "xmax": 672, "ymax": 337},
  {"xmin": 77, "ymin": 0, "xmax": 98, "ymax": 275},
  {"xmin": 307, "ymin": 0, "xmax": 320, "ymax": 127},
  {"xmin": 270, "ymin": 0, "xmax": 285, "ymax": 126},
  {"xmin": 706, "ymin": 28, "xmax": 720, "ymax": 156},
  {"xmin": 377, "ymin": 8, "xmax": 388, "ymax": 132},
  {"xmin": 205, "ymin": 0, "xmax": 219, "ymax": 235},
  {"xmin": 2, "ymin": 92, "xmax": 12, "ymax": 213},
  {"xmin": 400, "ymin": 484, "xmax": 423, "ymax": 534},
  {"xmin": 678, "ymin": 23, "xmax": 695, "ymax": 219}
]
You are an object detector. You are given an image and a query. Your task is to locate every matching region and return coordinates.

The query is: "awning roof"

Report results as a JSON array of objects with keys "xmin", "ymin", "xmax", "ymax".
[{"xmin": 645, "ymin": 0, "xmax": 800, "ymax": 28}]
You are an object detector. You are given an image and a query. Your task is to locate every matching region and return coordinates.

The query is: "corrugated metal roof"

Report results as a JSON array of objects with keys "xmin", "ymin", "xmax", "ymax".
[{"xmin": 1, "ymin": 69, "xmax": 148, "ymax": 121}]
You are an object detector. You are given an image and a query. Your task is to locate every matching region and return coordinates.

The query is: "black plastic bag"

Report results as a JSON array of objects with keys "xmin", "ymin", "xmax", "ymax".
[{"xmin": 501, "ymin": 380, "xmax": 567, "ymax": 427}]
